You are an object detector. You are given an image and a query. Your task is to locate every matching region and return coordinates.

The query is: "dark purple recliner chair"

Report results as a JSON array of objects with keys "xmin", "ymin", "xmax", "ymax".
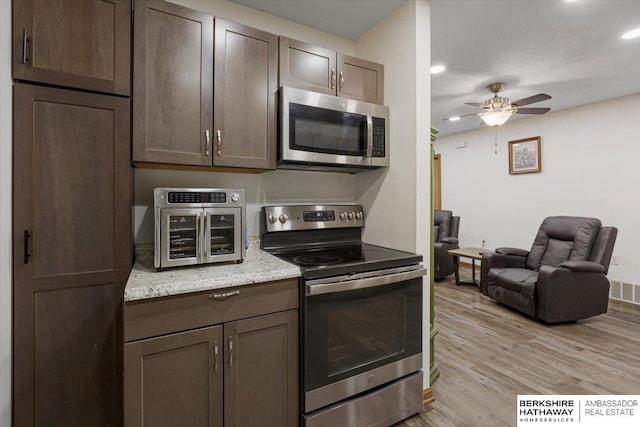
[{"xmin": 480, "ymin": 216, "xmax": 617, "ymax": 323}]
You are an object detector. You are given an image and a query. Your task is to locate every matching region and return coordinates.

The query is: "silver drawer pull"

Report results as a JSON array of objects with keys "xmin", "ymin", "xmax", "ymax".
[
  {"xmin": 213, "ymin": 340, "xmax": 219, "ymax": 372},
  {"xmin": 208, "ymin": 290, "xmax": 240, "ymax": 300}
]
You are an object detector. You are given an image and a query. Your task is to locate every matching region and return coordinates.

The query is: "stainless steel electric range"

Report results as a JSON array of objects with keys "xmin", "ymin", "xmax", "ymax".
[{"xmin": 261, "ymin": 205, "xmax": 425, "ymax": 427}]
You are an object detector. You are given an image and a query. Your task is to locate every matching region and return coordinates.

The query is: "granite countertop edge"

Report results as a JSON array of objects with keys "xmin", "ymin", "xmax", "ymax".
[{"xmin": 124, "ymin": 239, "xmax": 302, "ymax": 302}]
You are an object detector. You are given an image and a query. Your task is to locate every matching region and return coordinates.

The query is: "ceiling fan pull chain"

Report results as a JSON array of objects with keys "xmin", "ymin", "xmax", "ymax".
[{"xmin": 494, "ymin": 128, "xmax": 498, "ymax": 154}]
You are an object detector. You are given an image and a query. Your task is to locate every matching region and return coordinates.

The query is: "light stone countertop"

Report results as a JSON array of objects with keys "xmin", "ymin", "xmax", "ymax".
[{"xmin": 124, "ymin": 238, "xmax": 301, "ymax": 302}]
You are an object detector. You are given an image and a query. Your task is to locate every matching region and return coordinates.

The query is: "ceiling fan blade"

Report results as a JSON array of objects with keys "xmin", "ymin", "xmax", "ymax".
[
  {"xmin": 442, "ymin": 112, "xmax": 481, "ymax": 121},
  {"xmin": 511, "ymin": 94, "xmax": 551, "ymax": 107},
  {"xmin": 464, "ymin": 102, "xmax": 483, "ymax": 107},
  {"xmin": 514, "ymin": 107, "xmax": 551, "ymax": 115}
]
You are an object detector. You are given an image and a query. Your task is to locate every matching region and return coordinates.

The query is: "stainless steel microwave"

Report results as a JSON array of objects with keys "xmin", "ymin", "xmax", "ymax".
[
  {"xmin": 154, "ymin": 188, "xmax": 246, "ymax": 269},
  {"xmin": 279, "ymin": 86, "xmax": 389, "ymax": 172}
]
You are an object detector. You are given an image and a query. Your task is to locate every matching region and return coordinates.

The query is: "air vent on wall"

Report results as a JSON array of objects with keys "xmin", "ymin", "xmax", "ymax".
[{"xmin": 609, "ymin": 280, "xmax": 640, "ymax": 305}]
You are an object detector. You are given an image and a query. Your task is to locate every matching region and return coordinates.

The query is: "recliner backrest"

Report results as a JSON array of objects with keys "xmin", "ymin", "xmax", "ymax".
[
  {"xmin": 434, "ymin": 210, "xmax": 453, "ymax": 243},
  {"xmin": 450, "ymin": 216, "xmax": 460, "ymax": 239},
  {"xmin": 589, "ymin": 226, "xmax": 618, "ymax": 275},
  {"xmin": 526, "ymin": 216, "xmax": 602, "ymax": 271}
]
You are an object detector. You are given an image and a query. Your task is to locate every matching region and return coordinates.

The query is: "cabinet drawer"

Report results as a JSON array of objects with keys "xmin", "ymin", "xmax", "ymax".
[{"xmin": 125, "ymin": 278, "xmax": 298, "ymax": 342}]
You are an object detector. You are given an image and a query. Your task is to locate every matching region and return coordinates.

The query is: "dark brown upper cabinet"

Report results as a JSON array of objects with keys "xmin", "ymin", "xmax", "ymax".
[
  {"xmin": 12, "ymin": 0, "xmax": 131, "ymax": 96},
  {"xmin": 13, "ymin": 83, "xmax": 131, "ymax": 426},
  {"xmin": 132, "ymin": 0, "xmax": 214, "ymax": 166},
  {"xmin": 213, "ymin": 19, "xmax": 278, "ymax": 170},
  {"xmin": 132, "ymin": 2, "xmax": 277, "ymax": 171},
  {"xmin": 279, "ymin": 37, "xmax": 384, "ymax": 105}
]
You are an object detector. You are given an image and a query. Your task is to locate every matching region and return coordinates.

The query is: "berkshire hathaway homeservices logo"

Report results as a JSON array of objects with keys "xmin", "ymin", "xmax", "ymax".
[{"xmin": 517, "ymin": 395, "xmax": 639, "ymax": 426}]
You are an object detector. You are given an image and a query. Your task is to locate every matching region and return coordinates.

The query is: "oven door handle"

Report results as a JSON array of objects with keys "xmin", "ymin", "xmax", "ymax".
[{"xmin": 306, "ymin": 267, "xmax": 426, "ymax": 296}]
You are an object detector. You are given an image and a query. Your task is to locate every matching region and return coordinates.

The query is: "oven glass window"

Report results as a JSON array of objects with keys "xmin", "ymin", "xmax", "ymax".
[
  {"xmin": 168, "ymin": 215, "xmax": 198, "ymax": 260},
  {"xmin": 304, "ymin": 278, "xmax": 422, "ymax": 391},
  {"xmin": 290, "ymin": 103, "xmax": 367, "ymax": 156},
  {"xmin": 209, "ymin": 214, "xmax": 235, "ymax": 255},
  {"xmin": 327, "ymin": 292, "xmax": 404, "ymax": 377}
]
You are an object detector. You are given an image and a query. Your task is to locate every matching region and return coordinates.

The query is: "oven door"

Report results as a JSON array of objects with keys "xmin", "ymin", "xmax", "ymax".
[
  {"xmin": 203, "ymin": 208, "xmax": 242, "ymax": 264},
  {"xmin": 303, "ymin": 265, "xmax": 425, "ymax": 413},
  {"xmin": 281, "ymin": 86, "xmax": 372, "ymax": 168},
  {"xmin": 160, "ymin": 208, "xmax": 202, "ymax": 268}
]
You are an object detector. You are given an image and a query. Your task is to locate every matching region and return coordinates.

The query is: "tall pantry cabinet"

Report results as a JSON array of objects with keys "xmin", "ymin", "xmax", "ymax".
[{"xmin": 12, "ymin": 0, "xmax": 132, "ymax": 425}]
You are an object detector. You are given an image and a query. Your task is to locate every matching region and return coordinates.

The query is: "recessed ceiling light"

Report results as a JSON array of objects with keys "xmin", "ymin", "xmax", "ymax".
[
  {"xmin": 622, "ymin": 28, "xmax": 640, "ymax": 40},
  {"xmin": 430, "ymin": 65, "xmax": 445, "ymax": 74},
  {"xmin": 565, "ymin": 0, "xmax": 579, "ymax": 3},
  {"xmin": 448, "ymin": 116, "xmax": 460, "ymax": 121}
]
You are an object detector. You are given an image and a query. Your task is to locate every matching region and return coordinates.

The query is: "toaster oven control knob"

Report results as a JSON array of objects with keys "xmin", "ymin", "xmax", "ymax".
[
  {"xmin": 230, "ymin": 193, "xmax": 240, "ymax": 203},
  {"xmin": 268, "ymin": 214, "xmax": 278, "ymax": 224},
  {"xmin": 355, "ymin": 212, "xmax": 363, "ymax": 220},
  {"xmin": 339, "ymin": 212, "xmax": 346, "ymax": 220},
  {"xmin": 279, "ymin": 214, "xmax": 289, "ymax": 224},
  {"xmin": 347, "ymin": 212, "xmax": 354, "ymax": 220}
]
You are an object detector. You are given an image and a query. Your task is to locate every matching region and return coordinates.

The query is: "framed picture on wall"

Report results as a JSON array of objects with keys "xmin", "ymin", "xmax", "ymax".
[{"xmin": 508, "ymin": 136, "xmax": 541, "ymax": 174}]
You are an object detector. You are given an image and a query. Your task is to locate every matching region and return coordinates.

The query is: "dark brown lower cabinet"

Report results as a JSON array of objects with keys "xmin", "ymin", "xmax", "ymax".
[
  {"xmin": 124, "ymin": 281, "xmax": 299, "ymax": 427},
  {"xmin": 13, "ymin": 83, "xmax": 131, "ymax": 426}
]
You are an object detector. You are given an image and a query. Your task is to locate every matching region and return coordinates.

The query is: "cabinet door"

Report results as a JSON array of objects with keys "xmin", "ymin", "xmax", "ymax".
[
  {"xmin": 12, "ymin": 0, "xmax": 131, "ymax": 95},
  {"xmin": 337, "ymin": 53, "xmax": 385, "ymax": 104},
  {"xmin": 13, "ymin": 83, "xmax": 131, "ymax": 426},
  {"xmin": 279, "ymin": 36, "xmax": 337, "ymax": 96},
  {"xmin": 132, "ymin": 0, "xmax": 213, "ymax": 166},
  {"xmin": 224, "ymin": 310, "xmax": 298, "ymax": 427},
  {"xmin": 214, "ymin": 19, "xmax": 277, "ymax": 169},
  {"xmin": 125, "ymin": 326, "xmax": 224, "ymax": 427}
]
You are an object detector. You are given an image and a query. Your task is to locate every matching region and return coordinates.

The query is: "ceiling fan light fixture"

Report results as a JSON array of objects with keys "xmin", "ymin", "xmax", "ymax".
[
  {"xmin": 481, "ymin": 110, "xmax": 514, "ymax": 127},
  {"xmin": 622, "ymin": 28, "xmax": 640, "ymax": 40}
]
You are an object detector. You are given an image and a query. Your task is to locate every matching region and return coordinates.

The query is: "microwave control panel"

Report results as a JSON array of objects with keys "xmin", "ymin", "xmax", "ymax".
[{"xmin": 372, "ymin": 117, "xmax": 386, "ymax": 158}]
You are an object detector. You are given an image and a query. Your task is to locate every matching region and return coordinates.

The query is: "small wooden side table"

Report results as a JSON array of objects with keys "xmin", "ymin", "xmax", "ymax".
[{"xmin": 446, "ymin": 247, "xmax": 494, "ymax": 288}]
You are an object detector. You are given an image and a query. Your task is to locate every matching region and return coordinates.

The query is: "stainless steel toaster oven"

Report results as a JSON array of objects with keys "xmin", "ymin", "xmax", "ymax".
[{"xmin": 154, "ymin": 188, "xmax": 246, "ymax": 269}]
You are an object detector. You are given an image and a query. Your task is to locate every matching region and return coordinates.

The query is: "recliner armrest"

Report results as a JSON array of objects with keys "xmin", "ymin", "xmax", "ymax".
[
  {"xmin": 557, "ymin": 261, "xmax": 605, "ymax": 273},
  {"xmin": 441, "ymin": 237, "xmax": 459, "ymax": 244},
  {"xmin": 495, "ymin": 247, "xmax": 529, "ymax": 257}
]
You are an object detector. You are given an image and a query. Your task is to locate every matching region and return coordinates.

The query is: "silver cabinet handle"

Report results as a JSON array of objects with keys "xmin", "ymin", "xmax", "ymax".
[
  {"xmin": 228, "ymin": 336, "xmax": 234, "ymax": 368},
  {"xmin": 331, "ymin": 68, "xmax": 336, "ymax": 90},
  {"xmin": 216, "ymin": 130, "xmax": 221, "ymax": 156},
  {"xmin": 208, "ymin": 290, "xmax": 240, "ymax": 300},
  {"xmin": 205, "ymin": 130, "xmax": 210, "ymax": 156},
  {"xmin": 21, "ymin": 29, "xmax": 29, "ymax": 64},
  {"xmin": 339, "ymin": 71, "xmax": 344, "ymax": 92},
  {"xmin": 213, "ymin": 340, "xmax": 219, "ymax": 372}
]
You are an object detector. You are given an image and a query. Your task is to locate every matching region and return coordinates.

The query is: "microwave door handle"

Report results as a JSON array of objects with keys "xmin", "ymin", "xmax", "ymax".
[{"xmin": 366, "ymin": 115, "xmax": 373, "ymax": 158}]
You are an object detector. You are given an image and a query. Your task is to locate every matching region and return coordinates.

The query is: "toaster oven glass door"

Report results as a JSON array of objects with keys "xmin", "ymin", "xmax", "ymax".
[
  {"xmin": 203, "ymin": 208, "xmax": 243, "ymax": 264},
  {"xmin": 161, "ymin": 208, "xmax": 202, "ymax": 268}
]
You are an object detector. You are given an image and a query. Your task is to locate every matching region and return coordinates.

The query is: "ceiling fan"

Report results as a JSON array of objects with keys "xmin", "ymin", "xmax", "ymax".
[{"xmin": 447, "ymin": 83, "xmax": 552, "ymax": 126}]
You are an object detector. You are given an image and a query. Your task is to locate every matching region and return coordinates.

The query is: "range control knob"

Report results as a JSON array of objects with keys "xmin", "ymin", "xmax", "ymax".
[
  {"xmin": 230, "ymin": 193, "xmax": 240, "ymax": 203},
  {"xmin": 355, "ymin": 212, "xmax": 363, "ymax": 220},
  {"xmin": 279, "ymin": 214, "xmax": 289, "ymax": 224},
  {"xmin": 339, "ymin": 212, "xmax": 347, "ymax": 220},
  {"xmin": 347, "ymin": 212, "xmax": 354, "ymax": 220},
  {"xmin": 268, "ymin": 214, "xmax": 278, "ymax": 224}
]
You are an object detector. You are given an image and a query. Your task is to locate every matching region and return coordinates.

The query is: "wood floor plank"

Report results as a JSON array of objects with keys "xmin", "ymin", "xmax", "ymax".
[{"xmin": 395, "ymin": 268, "xmax": 640, "ymax": 426}]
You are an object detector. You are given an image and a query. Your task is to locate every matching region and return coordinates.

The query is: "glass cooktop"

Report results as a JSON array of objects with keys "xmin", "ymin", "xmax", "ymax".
[{"xmin": 270, "ymin": 243, "xmax": 423, "ymax": 279}]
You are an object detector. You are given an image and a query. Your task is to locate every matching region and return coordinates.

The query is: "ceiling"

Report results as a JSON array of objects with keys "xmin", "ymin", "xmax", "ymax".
[{"xmin": 229, "ymin": 0, "xmax": 640, "ymax": 136}]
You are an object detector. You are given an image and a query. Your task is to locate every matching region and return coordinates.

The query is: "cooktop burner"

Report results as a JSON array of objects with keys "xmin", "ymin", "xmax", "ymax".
[{"xmin": 292, "ymin": 254, "xmax": 345, "ymax": 266}]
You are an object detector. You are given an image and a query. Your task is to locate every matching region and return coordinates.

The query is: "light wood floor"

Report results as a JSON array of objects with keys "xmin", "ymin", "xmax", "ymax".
[{"xmin": 396, "ymin": 267, "xmax": 640, "ymax": 426}]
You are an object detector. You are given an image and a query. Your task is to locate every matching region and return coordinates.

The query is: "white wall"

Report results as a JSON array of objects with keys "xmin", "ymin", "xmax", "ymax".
[
  {"xmin": 355, "ymin": 0, "xmax": 431, "ymax": 388},
  {"xmin": 0, "ymin": 2, "xmax": 12, "ymax": 424},
  {"xmin": 434, "ymin": 93, "xmax": 640, "ymax": 285},
  {"xmin": 135, "ymin": 0, "xmax": 360, "ymax": 243}
]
